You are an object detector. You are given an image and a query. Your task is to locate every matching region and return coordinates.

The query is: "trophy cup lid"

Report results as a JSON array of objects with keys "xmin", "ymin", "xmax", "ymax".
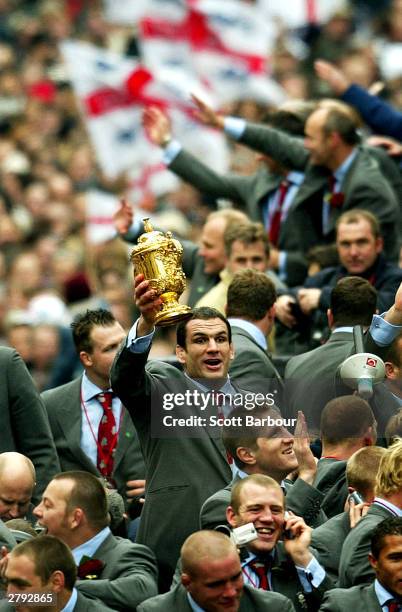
[{"xmin": 131, "ymin": 218, "xmax": 169, "ymax": 259}]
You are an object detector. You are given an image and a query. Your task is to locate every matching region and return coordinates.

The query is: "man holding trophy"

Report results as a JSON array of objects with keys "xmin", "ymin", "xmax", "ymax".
[{"xmin": 111, "ymin": 221, "xmax": 240, "ymax": 590}]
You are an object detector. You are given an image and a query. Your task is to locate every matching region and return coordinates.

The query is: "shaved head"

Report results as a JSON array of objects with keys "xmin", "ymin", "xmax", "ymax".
[
  {"xmin": 181, "ymin": 530, "xmax": 237, "ymax": 576},
  {"xmin": 0, "ymin": 453, "xmax": 35, "ymax": 520}
]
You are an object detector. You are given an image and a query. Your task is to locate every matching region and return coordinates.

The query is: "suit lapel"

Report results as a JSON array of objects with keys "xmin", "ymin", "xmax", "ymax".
[
  {"xmin": 232, "ymin": 327, "xmax": 283, "ymax": 384},
  {"xmin": 54, "ymin": 378, "xmax": 99, "ymax": 474}
]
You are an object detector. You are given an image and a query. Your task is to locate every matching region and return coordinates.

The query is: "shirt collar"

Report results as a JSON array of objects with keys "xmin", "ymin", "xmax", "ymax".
[
  {"xmin": 61, "ymin": 588, "xmax": 78, "ymax": 612},
  {"xmin": 286, "ymin": 170, "xmax": 304, "ymax": 186},
  {"xmin": 184, "ymin": 373, "xmax": 236, "ymax": 395},
  {"xmin": 72, "ymin": 526, "xmax": 111, "ymax": 565},
  {"xmin": 374, "ymin": 578, "xmax": 400, "ymax": 608},
  {"xmin": 333, "ymin": 148, "xmax": 358, "ymax": 184},
  {"xmin": 373, "ymin": 497, "xmax": 402, "ymax": 517},
  {"xmin": 332, "ymin": 326, "xmax": 353, "ymax": 334},
  {"xmin": 81, "ymin": 372, "xmax": 111, "ymax": 402},
  {"xmin": 228, "ymin": 318, "xmax": 267, "ymax": 350}
]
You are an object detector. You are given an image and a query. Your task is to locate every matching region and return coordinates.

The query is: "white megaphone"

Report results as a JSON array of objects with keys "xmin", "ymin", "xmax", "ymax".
[{"xmin": 338, "ymin": 326, "xmax": 385, "ymax": 400}]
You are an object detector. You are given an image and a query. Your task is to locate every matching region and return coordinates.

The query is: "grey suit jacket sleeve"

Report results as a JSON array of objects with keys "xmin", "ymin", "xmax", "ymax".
[
  {"xmin": 76, "ymin": 543, "xmax": 158, "ymax": 611},
  {"xmin": 3, "ymin": 349, "xmax": 60, "ymax": 502},
  {"xmin": 170, "ymin": 148, "xmax": 257, "ymax": 204},
  {"xmin": 239, "ymin": 123, "xmax": 310, "ymax": 171},
  {"xmin": 285, "ymin": 478, "xmax": 326, "ymax": 527}
]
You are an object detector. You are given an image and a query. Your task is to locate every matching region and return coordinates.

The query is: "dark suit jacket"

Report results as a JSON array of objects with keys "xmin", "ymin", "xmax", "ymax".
[
  {"xmin": 111, "ymin": 346, "xmax": 233, "ymax": 589},
  {"xmin": 343, "ymin": 83, "xmax": 402, "ymax": 141},
  {"xmin": 170, "ymin": 148, "xmax": 308, "ymax": 286},
  {"xmin": 284, "ymin": 330, "xmax": 399, "ymax": 435},
  {"xmin": 41, "ymin": 377, "xmax": 145, "ymax": 504},
  {"xmin": 137, "ymin": 583, "xmax": 296, "ymax": 611},
  {"xmin": 200, "ymin": 473, "xmax": 325, "ymax": 530},
  {"xmin": 319, "ymin": 582, "xmax": 383, "ymax": 611},
  {"xmin": 229, "ymin": 325, "xmax": 283, "ymax": 399},
  {"xmin": 0, "ymin": 348, "xmax": 60, "ymax": 502},
  {"xmin": 238, "ymin": 124, "xmax": 400, "ymax": 261},
  {"xmin": 74, "ymin": 591, "xmax": 117, "ymax": 611},
  {"xmin": 311, "ymin": 511, "xmax": 351, "ymax": 582},
  {"xmin": 338, "ymin": 503, "xmax": 394, "ymax": 587},
  {"xmin": 76, "ymin": 533, "xmax": 158, "ymax": 611}
]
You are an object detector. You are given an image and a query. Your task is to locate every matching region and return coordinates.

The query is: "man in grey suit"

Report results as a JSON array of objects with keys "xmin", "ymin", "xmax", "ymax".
[
  {"xmin": 42, "ymin": 309, "xmax": 145, "ymax": 508},
  {"xmin": 312, "ymin": 445, "xmax": 386, "ymax": 582},
  {"xmin": 226, "ymin": 474, "xmax": 332, "ymax": 611},
  {"xmin": 142, "ymin": 103, "xmax": 312, "ymax": 287},
  {"xmin": 284, "ymin": 276, "xmax": 400, "ymax": 435},
  {"xmin": 1, "ymin": 535, "xmax": 115, "ymax": 611},
  {"xmin": 200, "ymin": 406, "xmax": 325, "ymax": 530},
  {"xmin": 320, "ymin": 517, "xmax": 402, "ymax": 611},
  {"xmin": 187, "ymin": 96, "xmax": 400, "ymax": 262},
  {"xmin": 111, "ymin": 276, "xmax": 241, "ymax": 588},
  {"xmin": 34, "ymin": 471, "xmax": 158, "ymax": 611},
  {"xmin": 138, "ymin": 530, "xmax": 295, "ymax": 612},
  {"xmin": 226, "ymin": 268, "xmax": 282, "ymax": 396},
  {"xmin": 0, "ymin": 347, "xmax": 60, "ymax": 503},
  {"xmin": 338, "ymin": 439, "xmax": 402, "ymax": 587}
]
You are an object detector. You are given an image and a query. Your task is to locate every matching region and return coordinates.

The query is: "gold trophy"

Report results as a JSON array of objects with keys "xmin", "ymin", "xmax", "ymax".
[{"xmin": 130, "ymin": 219, "xmax": 192, "ymax": 327}]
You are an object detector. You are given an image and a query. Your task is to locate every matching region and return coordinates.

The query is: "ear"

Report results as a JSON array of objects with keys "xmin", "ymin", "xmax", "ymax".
[
  {"xmin": 175, "ymin": 344, "xmax": 186, "ymax": 365},
  {"xmin": 375, "ymin": 237, "xmax": 384, "ymax": 254},
  {"xmin": 49, "ymin": 570, "xmax": 65, "ymax": 593},
  {"xmin": 79, "ymin": 350, "xmax": 92, "ymax": 368},
  {"xmin": 368, "ymin": 553, "xmax": 377, "ymax": 571},
  {"xmin": 226, "ymin": 505, "xmax": 237, "ymax": 528},
  {"xmin": 236, "ymin": 447, "xmax": 257, "ymax": 467},
  {"xmin": 385, "ymin": 361, "xmax": 396, "ymax": 380},
  {"xmin": 327, "ymin": 309, "xmax": 334, "ymax": 329},
  {"xmin": 229, "ymin": 342, "xmax": 234, "ymax": 361},
  {"xmin": 71, "ymin": 508, "xmax": 84, "ymax": 529},
  {"xmin": 181, "ymin": 573, "xmax": 191, "ymax": 588}
]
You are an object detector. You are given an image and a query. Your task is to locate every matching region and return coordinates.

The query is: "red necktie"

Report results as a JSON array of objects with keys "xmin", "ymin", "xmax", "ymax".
[
  {"xmin": 269, "ymin": 180, "xmax": 289, "ymax": 246},
  {"xmin": 387, "ymin": 601, "xmax": 400, "ymax": 612},
  {"xmin": 97, "ymin": 392, "xmax": 116, "ymax": 479},
  {"xmin": 248, "ymin": 559, "xmax": 271, "ymax": 590}
]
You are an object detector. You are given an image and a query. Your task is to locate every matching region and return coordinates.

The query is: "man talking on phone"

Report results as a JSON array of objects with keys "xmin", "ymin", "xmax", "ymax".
[{"xmin": 226, "ymin": 474, "xmax": 333, "ymax": 612}]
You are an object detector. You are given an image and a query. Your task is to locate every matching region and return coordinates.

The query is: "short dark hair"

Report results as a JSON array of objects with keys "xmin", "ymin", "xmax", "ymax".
[
  {"xmin": 371, "ymin": 517, "xmax": 402, "ymax": 559},
  {"xmin": 53, "ymin": 471, "xmax": 109, "ymax": 531},
  {"xmin": 336, "ymin": 209, "xmax": 381, "ymax": 240},
  {"xmin": 330, "ymin": 276, "xmax": 377, "ymax": 327},
  {"xmin": 11, "ymin": 535, "xmax": 77, "ymax": 590},
  {"xmin": 224, "ymin": 222, "xmax": 269, "ymax": 258},
  {"xmin": 227, "ymin": 270, "xmax": 276, "ymax": 321},
  {"xmin": 320, "ymin": 396, "xmax": 375, "ymax": 445},
  {"xmin": 71, "ymin": 309, "xmax": 116, "ymax": 353},
  {"xmin": 321, "ymin": 107, "xmax": 361, "ymax": 145},
  {"xmin": 223, "ymin": 405, "xmax": 281, "ymax": 469},
  {"xmin": 263, "ymin": 101, "xmax": 316, "ymax": 136},
  {"xmin": 306, "ymin": 244, "xmax": 339, "ymax": 269},
  {"xmin": 385, "ymin": 333, "xmax": 402, "ymax": 368},
  {"xmin": 176, "ymin": 307, "xmax": 231, "ymax": 349}
]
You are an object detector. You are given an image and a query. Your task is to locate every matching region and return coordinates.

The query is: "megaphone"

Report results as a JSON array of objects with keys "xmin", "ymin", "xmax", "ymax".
[{"xmin": 338, "ymin": 326, "xmax": 385, "ymax": 399}]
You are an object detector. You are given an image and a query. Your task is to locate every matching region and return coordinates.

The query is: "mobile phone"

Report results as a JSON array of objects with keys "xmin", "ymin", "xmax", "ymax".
[
  {"xmin": 283, "ymin": 511, "xmax": 295, "ymax": 540},
  {"xmin": 349, "ymin": 491, "xmax": 364, "ymax": 505}
]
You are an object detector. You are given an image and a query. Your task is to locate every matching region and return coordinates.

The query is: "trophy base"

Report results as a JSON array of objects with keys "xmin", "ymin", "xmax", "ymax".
[{"xmin": 154, "ymin": 292, "xmax": 192, "ymax": 327}]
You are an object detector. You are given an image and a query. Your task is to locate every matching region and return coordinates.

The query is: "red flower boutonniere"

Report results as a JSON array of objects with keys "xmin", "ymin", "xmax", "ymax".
[
  {"xmin": 77, "ymin": 556, "xmax": 105, "ymax": 580},
  {"xmin": 328, "ymin": 192, "xmax": 345, "ymax": 208}
]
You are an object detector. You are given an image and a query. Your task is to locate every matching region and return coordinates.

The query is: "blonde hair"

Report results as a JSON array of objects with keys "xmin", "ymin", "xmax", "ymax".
[{"xmin": 375, "ymin": 439, "xmax": 402, "ymax": 497}]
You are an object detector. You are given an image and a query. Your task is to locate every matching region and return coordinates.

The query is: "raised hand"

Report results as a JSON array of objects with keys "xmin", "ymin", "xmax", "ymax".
[
  {"xmin": 314, "ymin": 60, "xmax": 350, "ymax": 95},
  {"xmin": 135, "ymin": 273, "xmax": 162, "ymax": 336},
  {"xmin": 191, "ymin": 93, "xmax": 225, "ymax": 130},
  {"xmin": 142, "ymin": 106, "xmax": 172, "ymax": 147},
  {"xmin": 114, "ymin": 198, "xmax": 134, "ymax": 235}
]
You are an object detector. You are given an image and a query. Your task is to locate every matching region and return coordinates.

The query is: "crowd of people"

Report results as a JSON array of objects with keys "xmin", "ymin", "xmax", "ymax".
[{"xmin": 1, "ymin": 0, "xmax": 402, "ymax": 611}]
